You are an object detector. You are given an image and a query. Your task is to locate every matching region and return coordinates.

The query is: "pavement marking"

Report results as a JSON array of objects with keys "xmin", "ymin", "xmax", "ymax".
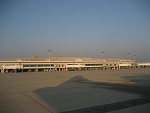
[
  {"xmin": 0, "ymin": 77, "xmax": 54, "ymax": 113},
  {"xmin": 62, "ymin": 97, "xmax": 150, "ymax": 113},
  {"xmin": 61, "ymin": 80, "xmax": 150, "ymax": 113}
]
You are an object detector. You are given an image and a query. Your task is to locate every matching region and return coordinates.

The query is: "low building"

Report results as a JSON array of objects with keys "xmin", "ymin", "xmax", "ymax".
[
  {"xmin": 137, "ymin": 62, "xmax": 150, "ymax": 68},
  {"xmin": 0, "ymin": 56, "xmax": 141, "ymax": 73}
]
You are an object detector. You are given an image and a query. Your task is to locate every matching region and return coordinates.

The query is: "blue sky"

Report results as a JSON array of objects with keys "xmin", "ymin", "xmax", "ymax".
[{"xmin": 0, "ymin": 0, "xmax": 150, "ymax": 62}]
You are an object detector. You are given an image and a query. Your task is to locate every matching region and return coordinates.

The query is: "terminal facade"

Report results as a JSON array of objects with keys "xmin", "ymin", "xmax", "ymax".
[{"xmin": 0, "ymin": 56, "xmax": 149, "ymax": 73}]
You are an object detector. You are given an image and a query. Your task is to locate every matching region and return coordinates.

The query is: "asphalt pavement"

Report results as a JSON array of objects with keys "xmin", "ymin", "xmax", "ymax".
[{"xmin": 0, "ymin": 68, "xmax": 150, "ymax": 113}]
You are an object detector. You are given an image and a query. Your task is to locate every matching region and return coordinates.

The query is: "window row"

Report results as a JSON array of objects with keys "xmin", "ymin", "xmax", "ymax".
[
  {"xmin": 85, "ymin": 64, "xmax": 102, "ymax": 66},
  {"xmin": 23, "ymin": 64, "xmax": 54, "ymax": 67}
]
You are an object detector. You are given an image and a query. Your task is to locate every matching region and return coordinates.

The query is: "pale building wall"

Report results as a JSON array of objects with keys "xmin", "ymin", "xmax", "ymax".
[{"xmin": 0, "ymin": 57, "xmax": 144, "ymax": 73}]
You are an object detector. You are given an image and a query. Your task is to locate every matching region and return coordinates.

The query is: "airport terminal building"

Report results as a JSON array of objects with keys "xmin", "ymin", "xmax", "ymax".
[{"xmin": 0, "ymin": 56, "xmax": 144, "ymax": 73}]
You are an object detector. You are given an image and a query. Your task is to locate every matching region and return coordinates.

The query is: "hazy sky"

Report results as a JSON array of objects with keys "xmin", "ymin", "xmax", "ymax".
[{"xmin": 0, "ymin": 0, "xmax": 150, "ymax": 62}]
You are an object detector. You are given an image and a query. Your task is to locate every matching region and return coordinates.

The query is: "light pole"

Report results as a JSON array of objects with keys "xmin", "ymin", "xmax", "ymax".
[
  {"xmin": 134, "ymin": 55, "xmax": 136, "ymax": 62},
  {"xmin": 128, "ymin": 53, "xmax": 131, "ymax": 60},
  {"xmin": 102, "ymin": 52, "xmax": 104, "ymax": 59},
  {"xmin": 48, "ymin": 50, "xmax": 52, "ymax": 59},
  {"xmin": 127, "ymin": 53, "xmax": 131, "ymax": 69},
  {"xmin": 101, "ymin": 52, "xmax": 104, "ymax": 69}
]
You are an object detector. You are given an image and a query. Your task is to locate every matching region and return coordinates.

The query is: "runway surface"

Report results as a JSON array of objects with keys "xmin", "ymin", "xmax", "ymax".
[{"xmin": 0, "ymin": 68, "xmax": 150, "ymax": 113}]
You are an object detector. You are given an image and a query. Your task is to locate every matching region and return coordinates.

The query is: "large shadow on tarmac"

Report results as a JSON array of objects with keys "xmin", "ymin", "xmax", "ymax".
[{"xmin": 34, "ymin": 75, "xmax": 150, "ymax": 113}]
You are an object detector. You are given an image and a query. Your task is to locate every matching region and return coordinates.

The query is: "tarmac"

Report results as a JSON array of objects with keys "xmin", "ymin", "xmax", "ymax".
[{"xmin": 0, "ymin": 68, "xmax": 150, "ymax": 113}]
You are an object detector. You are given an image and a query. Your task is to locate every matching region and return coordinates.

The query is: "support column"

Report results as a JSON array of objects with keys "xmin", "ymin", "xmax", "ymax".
[
  {"xmin": 1, "ymin": 69, "xmax": 4, "ymax": 73},
  {"xmin": 14, "ymin": 69, "xmax": 17, "ymax": 73},
  {"xmin": 35, "ymin": 69, "xmax": 38, "ymax": 72},
  {"xmin": 5, "ymin": 69, "xmax": 8, "ymax": 73}
]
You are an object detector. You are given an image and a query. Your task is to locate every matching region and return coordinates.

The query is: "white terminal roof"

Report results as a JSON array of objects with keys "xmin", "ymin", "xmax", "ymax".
[{"xmin": 0, "ymin": 57, "xmax": 132, "ymax": 62}]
